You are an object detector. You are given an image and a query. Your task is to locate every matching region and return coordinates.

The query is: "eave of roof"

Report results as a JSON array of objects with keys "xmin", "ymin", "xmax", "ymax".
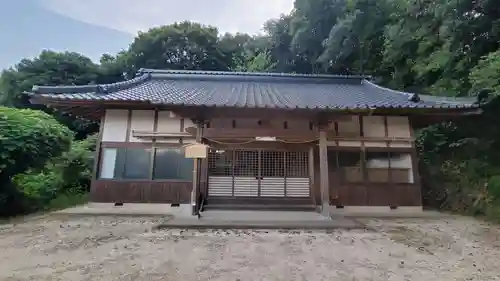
[{"xmin": 26, "ymin": 69, "xmax": 481, "ymax": 112}]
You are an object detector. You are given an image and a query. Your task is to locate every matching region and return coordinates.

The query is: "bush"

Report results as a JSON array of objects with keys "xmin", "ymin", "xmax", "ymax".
[
  {"xmin": 0, "ymin": 107, "xmax": 73, "ymax": 178},
  {"xmin": 54, "ymin": 134, "xmax": 97, "ymax": 192},
  {"xmin": 13, "ymin": 170, "xmax": 63, "ymax": 212},
  {"xmin": 12, "ymin": 134, "xmax": 97, "ymax": 213},
  {"xmin": 417, "ymin": 100, "xmax": 500, "ymax": 220},
  {"xmin": 0, "ymin": 107, "xmax": 73, "ymax": 216}
]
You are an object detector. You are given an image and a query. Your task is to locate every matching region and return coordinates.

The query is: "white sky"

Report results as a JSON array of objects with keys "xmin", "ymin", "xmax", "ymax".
[{"xmin": 42, "ymin": 0, "xmax": 294, "ymax": 35}]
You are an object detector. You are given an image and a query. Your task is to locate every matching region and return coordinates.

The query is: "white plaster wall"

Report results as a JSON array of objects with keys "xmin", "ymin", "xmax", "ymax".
[
  {"xmin": 337, "ymin": 115, "xmax": 361, "ymax": 147},
  {"xmin": 363, "ymin": 116, "xmax": 385, "ymax": 137},
  {"xmin": 388, "ymin": 116, "xmax": 412, "ymax": 147},
  {"xmin": 156, "ymin": 111, "xmax": 184, "ymax": 143},
  {"xmin": 387, "ymin": 116, "xmax": 411, "ymax": 137},
  {"xmin": 363, "ymin": 116, "xmax": 386, "ymax": 148},
  {"xmin": 129, "ymin": 110, "xmax": 155, "ymax": 142},
  {"xmin": 102, "ymin": 110, "xmax": 128, "ymax": 142},
  {"xmin": 184, "ymin": 118, "xmax": 194, "ymax": 130}
]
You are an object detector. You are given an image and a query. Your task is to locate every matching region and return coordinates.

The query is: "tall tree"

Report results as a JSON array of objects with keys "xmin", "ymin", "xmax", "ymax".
[
  {"xmin": 218, "ymin": 33, "xmax": 255, "ymax": 71},
  {"xmin": 319, "ymin": 0, "xmax": 393, "ymax": 76},
  {"xmin": 289, "ymin": 0, "xmax": 347, "ymax": 73},
  {"xmin": 126, "ymin": 21, "xmax": 231, "ymax": 72},
  {"xmin": 0, "ymin": 50, "xmax": 104, "ymax": 138}
]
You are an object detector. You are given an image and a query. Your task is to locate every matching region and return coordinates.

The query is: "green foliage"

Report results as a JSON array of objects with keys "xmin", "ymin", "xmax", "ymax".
[
  {"xmin": 13, "ymin": 170, "xmax": 63, "ymax": 207},
  {"xmin": 127, "ymin": 21, "xmax": 232, "ymax": 72},
  {"xmin": 0, "ymin": 50, "xmax": 99, "ymax": 107},
  {"xmin": 0, "ymin": 107, "xmax": 73, "ymax": 215},
  {"xmin": 0, "ymin": 50, "xmax": 105, "ymax": 138},
  {"xmin": 0, "ymin": 107, "xmax": 73, "ymax": 179},
  {"xmin": 54, "ymin": 134, "xmax": 97, "ymax": 192},
  {"xmin": 417, "ymin": 100, "xmax": 500, "ymax": 219},
  {"xmin": 46, "ymin": 192, "xmax": 89, "ymax": 211},
  {"xmin": 245, "ymin": 52, "xmax": 276, "ymax": 72},
  {"xmin": 487, "ymin": 175, "xmax": 500, "ymax": 201},
  {"xmin": 11, "ymin": 134, "xmax": 96, "ymax": 214},
  {"xmin": 470, "ymin": 50, "xmax": 500, "ymax": 96}
]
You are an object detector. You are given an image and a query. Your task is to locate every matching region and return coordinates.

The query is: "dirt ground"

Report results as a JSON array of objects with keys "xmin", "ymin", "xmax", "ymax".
[{"xmin": 0, "ymin": 215, "xmax": 499, "ymax": 281}]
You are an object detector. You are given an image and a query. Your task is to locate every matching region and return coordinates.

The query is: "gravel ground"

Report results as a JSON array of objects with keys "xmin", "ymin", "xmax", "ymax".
[{"xmin": 0, "ymin": 215, "xmax": 499, "ymax": 281}]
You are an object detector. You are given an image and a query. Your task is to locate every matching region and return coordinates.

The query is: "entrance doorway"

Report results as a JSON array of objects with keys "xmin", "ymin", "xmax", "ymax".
[{"xmin": 206, "ymin": 148, "xmax": 311, "ymax": 205}]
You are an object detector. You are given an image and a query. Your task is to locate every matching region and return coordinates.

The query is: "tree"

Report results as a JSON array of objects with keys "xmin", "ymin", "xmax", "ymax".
[
  {"xmin": 126, "ymin": 21, "xmax": 232, "ymax": 71},
  {"xmin": 319, "ymin": 0, "xmax": 393, "ymax": 76},
  {"xmin": 470, "ymin": 50, "xmax": 500, "ymax": 96},
  {"xmin": 218, "ymin": 33, "xmax": 255, "ymax": 71},
  {"xmin": 289, "ymin": 0, "xmax": 347, "ymax": 73},
  {"xmin": 0, "ymin": 107, "xmax": 73, "ymax": 215},
  {"xmin": 0, "ymin": 50, "xmax": 100, "ymax": 107},
  {"xmin": 245, "ymin": 52, "xmax": 276, "ymax": 72},
  {"xmin": 0, "ymin": 50, "xmax": 104, "ymax": 138}
]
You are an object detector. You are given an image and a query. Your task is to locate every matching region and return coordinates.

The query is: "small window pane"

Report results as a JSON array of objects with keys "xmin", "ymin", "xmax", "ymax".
[
  {"xmin": 261, "ymin": 151, "xmax": 285, "ymax": 177},
  {"xmin": 153, "ymin": 148, "xmax": 193, "ymax": 180},
  {"xmin": 336, "ymin": 151, "xmax": 363, "ymax": 182},
  {"xmin": 365, "ymin": 151, "xmax": 390, "ymax": 183},
  {"xmin": 99, "ymin": 148, "xmax": 117, "ymax": 179},
  {"xmin": 234, "ymin": 150, "xmax": 259, "ymax": 177},
  {"xmin": 121, "ymin": 148, "xmax": 152, "ymax": 179},
  {"xmin": 389, "ymin": 152, "xmax": 413, "ymax": 183},
  {"xmin": 208, "ymin": 150, "xmax": 234, "ymax": 176}
]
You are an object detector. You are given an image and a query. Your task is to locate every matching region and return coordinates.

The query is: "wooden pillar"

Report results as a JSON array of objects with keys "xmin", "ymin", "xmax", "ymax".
[
  {"xmin": 191, "ymin": 121, "xmax": 203, "ymax": 216},
  {"xmin": 90, "ymin": 114, "xmax": 105, "ymax": 201},
  {"xmin": 318, "ymin": 129, "xmax": 330, "ymax": 215}
]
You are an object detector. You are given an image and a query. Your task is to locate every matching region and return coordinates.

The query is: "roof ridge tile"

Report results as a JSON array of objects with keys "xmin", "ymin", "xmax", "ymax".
[{"xmin": 32, "ymin": 73, "xmax": 152, "ymax": 95}]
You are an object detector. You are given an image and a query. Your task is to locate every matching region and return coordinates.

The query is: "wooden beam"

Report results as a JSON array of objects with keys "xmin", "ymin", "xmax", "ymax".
[
  {"xmin": 318, "ymin": 129, "xmax": 330, "ymax": 215},
  {"xmin": 191, "ymin": 122, "xmax": 203, "ymax": 216},
  {"xmin": 308, "ymin": 147, "xmax": 316, "ymax": 206},
  {"xmin": 90, "ymin": 114, "xmax": 105, "ymax": 200},
  {"xmin": 132, "ymin": 130, "xmax": 192, "ymax": 139},
  {"xmin": 194, "ymin": 127, "xmax": 318, "ymax": 140}
]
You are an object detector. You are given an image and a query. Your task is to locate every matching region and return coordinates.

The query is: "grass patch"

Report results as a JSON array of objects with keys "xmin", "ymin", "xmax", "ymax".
[
  {"xmin": 0, "ymin": 192, "xmax": 89, "ymax": 225},
  {"xmin": 45, "ymin": 192, "xmax": 89, "ymax": 212}
]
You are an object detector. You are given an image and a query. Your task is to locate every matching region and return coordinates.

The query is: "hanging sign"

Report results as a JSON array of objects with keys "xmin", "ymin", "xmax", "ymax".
[{"xmin": 255, "ymin": 136, "xmax": 277, "ymax": 142}]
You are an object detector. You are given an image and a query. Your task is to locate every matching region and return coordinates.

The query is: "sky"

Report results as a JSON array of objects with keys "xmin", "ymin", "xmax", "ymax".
[
  {"xmin": 0, "ymin": 0, "xmax": 294, "ymax": 69},
  {"xmin": 42, "ymin": 0, "xmax": 295, "ymax": 35}
]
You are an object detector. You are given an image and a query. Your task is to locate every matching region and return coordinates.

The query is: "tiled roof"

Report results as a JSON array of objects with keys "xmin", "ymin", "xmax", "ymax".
[{"xmin": 28, "ymin": 69, "xmax": 480, "ymax": 110}]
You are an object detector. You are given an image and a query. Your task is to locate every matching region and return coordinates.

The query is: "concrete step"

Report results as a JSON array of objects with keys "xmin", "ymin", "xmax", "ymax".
[{"xmin": 202, "ymin": 204, "xmax": 317, "ymax": 212}]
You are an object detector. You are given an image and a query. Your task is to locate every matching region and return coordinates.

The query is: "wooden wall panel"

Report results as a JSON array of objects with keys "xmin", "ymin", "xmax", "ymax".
[
  {"xmin": 332, "ymin": 184, "xmax": 421, "ymax": 206},
  {"xmin": 90, "ymin": 180, "xmax": 192, "ymax": 204}
]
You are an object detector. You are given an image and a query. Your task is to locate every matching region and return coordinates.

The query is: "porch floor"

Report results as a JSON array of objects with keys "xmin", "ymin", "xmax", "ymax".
[
  {"xmin": 53, "ymin": 204, "xmax": 366, "ymax": 230},
  {"xmin": 156, "ymin": 210, "xmax": 366, "ymax": 230}
]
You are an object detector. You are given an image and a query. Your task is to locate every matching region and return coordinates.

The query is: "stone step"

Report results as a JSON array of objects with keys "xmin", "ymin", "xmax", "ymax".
[{"xmin": 202, "ymin": 204, "xmax": 317, "ymax": 212}]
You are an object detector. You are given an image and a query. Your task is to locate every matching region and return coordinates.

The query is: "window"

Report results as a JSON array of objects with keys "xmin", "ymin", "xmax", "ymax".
[
  {"xmin": 388, "ymin": 152, "xmax": 413, "ymax": 183},
  {"xmin": 331, "ymin": 150, "xmax": 413, "ymax": 184},
  {"xmin": 334, "ymin": 151, "xmax": 363, "ymax": 183},
  {"xmin": 120, "ymin": 148, "xmax": 151, "ymax": 179},
  {"xmin": 208, "ymin": 150, "xmax": 234, "ymax": 176},
  {"xmin": 365, "ymin": 151, "xmax": 390, "ymax": 183},
  {"xmin": 98, "ymin": 147, "xmax": 152, "ymax": 180},
  {"xmin": 99, "ymin": 148, "xmax": 118, "ymax": 179},
  {"xmin": 153, "ymin": 148, "xmax": 193, "ymax": 180},
  {"xmin": 99, "ymin": 146, "xmax": 195, "ymax": 181},
  {"xmin": 261, "ymin": 151, "xmax": 285, "ymax": 177}
]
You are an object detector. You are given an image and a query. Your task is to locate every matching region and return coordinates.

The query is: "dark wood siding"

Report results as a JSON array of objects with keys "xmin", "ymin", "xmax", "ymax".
[
  {"xmin": 332, "ymin": 184, "xmax": 421, "ymax": 206},
  {"xmin": 90, "ymin": 180, "xmax": 192, "ymax": 204}
]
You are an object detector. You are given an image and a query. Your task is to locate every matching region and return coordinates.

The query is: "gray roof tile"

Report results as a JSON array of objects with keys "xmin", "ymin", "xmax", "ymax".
[{"xmin": 29, "ymin": 69, "xmax": 480, "ymax": 110}]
